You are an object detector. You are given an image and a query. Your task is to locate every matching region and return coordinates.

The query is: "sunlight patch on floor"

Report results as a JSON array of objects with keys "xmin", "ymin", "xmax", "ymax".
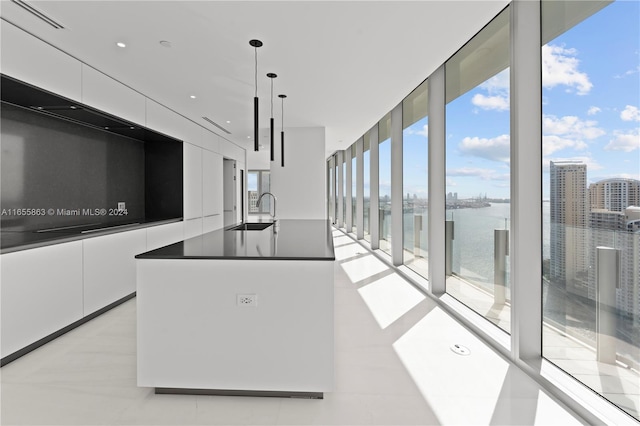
[
  {"xmin": 357, "ymin": 274, "xmax": 425, "ymax": 329},
  {"xmin": 340, "ymin": 254, "xmax": 389, "ymax": 284}
]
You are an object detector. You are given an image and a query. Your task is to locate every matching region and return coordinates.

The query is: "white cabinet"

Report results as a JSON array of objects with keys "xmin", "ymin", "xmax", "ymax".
[
  {"xmin": 146, "ymin": 99, "xmax": 187, "ymax": 140},
  {"xmin": 184, "ymin": 143, "xmax": 203, "ymax": 220},
  {"xmin": 0, "ymin": 241, "xmax": 83, "ymax": 358},
  {"xmin": 203, "ymin": 149, "xmax": 223, "ymax": 217},
  {"xmin": 83, "ymin": 229, "xmax": 147, "ymax": 315},
  {"xmin": 146, "ymin": 222, "xmax": 184, "ymax": 251},
  {"xmin": 203, "ymin": 214, "xmax": 223, "ymax": 233},
  {"xmin": 81, "ymin": 65, "xmax": 146, "ymax": 126},
  {"xmin": 184, "ymin": 218, "xmax": 203, "ymax": 239},
  {"xmin": 0, "ymin": 21, "xmax": 82, "ymax": 102}
]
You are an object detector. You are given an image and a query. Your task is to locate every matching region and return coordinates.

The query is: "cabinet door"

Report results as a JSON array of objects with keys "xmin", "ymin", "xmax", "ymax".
[
  {"xmin": 184, "ymin": 218, "xmax": 203, "ymax": 239},
  {"xmin": 83, "ymin": 229, "xmax": 147, "ymax": 316},
  {"xmin": 203, "ymin": 214, "xmax": 223, "ymax": 233},
  {"xmin": 1, "ymin": 241, "xmax": 83, "ymax": 358},
  {"xmin": 146, "ymin": 221, "xmax": 184, "ymax": 251},
  {"xmin": 203, "ymin": 149, "xmax": 223, "ymax": 217},
  {"xmin": 184, "ymin": 143, "xmax": 203, "ymax": 220},
  {"xmin": 81, "ymin": 65, "xmax": 146, "ymax": 126},
  {"xmin": 146, "ymin": 99, "xmax": 187, "ymax": 140},
  {"xmin": 0, "ymin": 21, "xmax": 82, "ymax": 102}
]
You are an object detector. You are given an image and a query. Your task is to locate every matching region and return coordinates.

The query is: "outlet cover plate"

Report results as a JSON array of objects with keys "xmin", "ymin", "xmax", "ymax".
[{"xmin": 237, "ymin": 294, "xmax": 257, "ymax": 307}]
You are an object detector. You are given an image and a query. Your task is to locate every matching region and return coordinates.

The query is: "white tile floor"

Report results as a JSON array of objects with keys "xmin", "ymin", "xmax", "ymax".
[{"xmin": 0, "ymin": 228, "xmax": 587, "ymax": 425}]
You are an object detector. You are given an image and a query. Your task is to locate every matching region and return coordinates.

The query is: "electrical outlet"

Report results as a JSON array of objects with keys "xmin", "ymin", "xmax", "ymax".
[
  {"xmin": 117, "ymin": 202, "xmax": 126, "ymax": 211},
  {"xmin": 237, "ymin": 294, "xmax": 257, "ymax": 307}
]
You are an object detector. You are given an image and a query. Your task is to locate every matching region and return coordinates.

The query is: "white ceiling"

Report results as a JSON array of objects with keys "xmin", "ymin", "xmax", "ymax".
[{"xmin": 1, "ymin": 0, "xmax": 509, "ymax": 157}]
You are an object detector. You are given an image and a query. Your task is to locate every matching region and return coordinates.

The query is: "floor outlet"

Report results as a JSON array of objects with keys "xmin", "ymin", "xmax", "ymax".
[{"xmin": 237, "ymin": 294, "xmax": 257, "ymax": 307}]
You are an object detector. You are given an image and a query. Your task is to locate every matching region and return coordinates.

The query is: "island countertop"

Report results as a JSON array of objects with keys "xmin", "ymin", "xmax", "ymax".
[{"xmin": 135, "ymin": 219, "xmax": 335, "ymax": 261}]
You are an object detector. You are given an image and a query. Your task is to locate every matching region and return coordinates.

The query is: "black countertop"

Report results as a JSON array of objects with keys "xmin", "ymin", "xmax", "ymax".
[
  {"xmin": 135, "ymin": 219, "xmax": 335, "ymax": 261},
  {"xmin": 1, "ymin": 218, "xmax": 182, "ymax": 254}
]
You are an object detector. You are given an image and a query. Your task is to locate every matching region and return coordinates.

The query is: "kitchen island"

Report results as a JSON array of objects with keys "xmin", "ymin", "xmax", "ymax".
[{"xmin": 135, "ymin": 219, "xmax": 335, "ymax": 398}]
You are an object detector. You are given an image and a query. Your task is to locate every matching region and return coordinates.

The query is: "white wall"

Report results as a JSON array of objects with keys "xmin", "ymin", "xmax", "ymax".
[{"xmin": 270, "ymin": 127, "xmax": 326, "ymax": 220}]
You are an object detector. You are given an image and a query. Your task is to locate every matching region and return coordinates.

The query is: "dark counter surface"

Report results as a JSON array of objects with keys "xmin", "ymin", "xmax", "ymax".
[
  {"xmin": 135, "ymin": 219, "xmax": 335, "ymax": 261},
  {"xmin": 1, "ymin": 218, "xmax": 182, "ymax": 254}
]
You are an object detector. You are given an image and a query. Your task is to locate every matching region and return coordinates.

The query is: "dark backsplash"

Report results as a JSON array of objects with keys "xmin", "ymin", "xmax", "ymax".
[{"xmin": 1, "ymin": 101, "xmax": 182, "ymax": 232}]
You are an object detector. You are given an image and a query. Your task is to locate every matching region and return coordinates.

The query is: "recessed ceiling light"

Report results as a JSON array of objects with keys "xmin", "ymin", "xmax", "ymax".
[
  {"xmin": 226, "ymin": 120, "xmax": 231, "ymax": 124},
  {"xmin": 116, "ymin": 42, "xmax": 126, "ymax": 48},
  {"xmin": 159, "ymin": 40, "xmax": 172, "ymax": 48},
  {"xmin": 247, "ymin": 136, "xmax": 251, "ymax": 139},
  {"xmin": 190, "ymin": 95, "xmax": 196, "ymax": 99}
]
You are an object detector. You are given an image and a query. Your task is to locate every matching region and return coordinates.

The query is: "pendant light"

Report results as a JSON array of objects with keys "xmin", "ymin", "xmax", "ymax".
[
  {"xmin": 267, "ymin": 73, "xmax": 277, "ymax": 161},
  {"xmin": 278, "ymin": 94, "xmax": 287, "ymax": 167},
  {"xmin": 249, "ymin": 39, "xmax": 263, "ymax": 151}
]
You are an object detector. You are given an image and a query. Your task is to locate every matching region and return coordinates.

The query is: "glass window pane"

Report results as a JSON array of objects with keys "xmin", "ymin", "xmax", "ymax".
[
  {"xmin": 352, "ymin": 144, "xmax": 357, "ymax": 233},
  {"xmin": 445, "ymin": 6, "xmax": 511, "ymax": 333},
  {"xmin": 542, "ymin": 1, "xmax": 640, "ymax": 420},
  {"xmin": 403, "ymin": 80, "xmax": 429, "ymax": 278},
  {"xmin": 248, "ymin": 170, "xmax": 270, "ymax": 214},
  {"xmin": 379, "ymin": 113, "xmax": 392, "ymax": 254},
  {"xmin": 364, "ymin": 131, "xmax": 371, "ymax": 241}
]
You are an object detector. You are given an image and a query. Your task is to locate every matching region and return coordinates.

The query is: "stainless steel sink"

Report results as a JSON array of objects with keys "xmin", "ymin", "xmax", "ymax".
[{"xmin": 228, "ymin": 222, "xmax": 274, "ymax": 231}]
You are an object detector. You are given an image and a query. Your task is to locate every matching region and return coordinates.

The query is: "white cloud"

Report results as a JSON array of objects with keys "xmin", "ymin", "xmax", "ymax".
[
  {"xmin": 473, "ymin": 69, "xmax": 509, "ymax": 111},
  {"xmin": 614, "ymin": 65, "xmax": 640, "ymax": 79},
  {"xmin": 459, "ymin": 134, "xmax": 510, "ymax": 162},
  {"xmin": 620, "ymin": 105, "xmax": 640, "ymax": 122},
  {"xmin": 542, "ymin": 44, "xmax": 592, "ymax": 95},
  {"xmin": 587, "ymin": 106, "xmax": 601, "ymax": 115},
  {"xmin": 542, "ymin": 114, "xmax": 605, "ymax": 155},
  {"xmin": 446, "ymin": 167, "xmax": 509, "ymax": 181},
  {"xmin": 480, "ymin": 69, "xmax": 510, "ymax": 93},
  {"xmin": 604, "ymin": 129, "xmax": 640, "ymax": 152},
  {"xmin": 471, "ymin": 94, "xmax": 509, "ymax": 111},
  {"xmin": 405, "ymin": 124, "xmax": 428, "ymax": 138},
  {"xmin": 543, "ymin": 135, "xmax": 587, "ymax": 156}
]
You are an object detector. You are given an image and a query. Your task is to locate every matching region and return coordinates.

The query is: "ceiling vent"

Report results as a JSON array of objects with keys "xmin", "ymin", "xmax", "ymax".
[
  {"xmin": 11, "ymin": 0, "xmax": 65, "ymax": 29},
  {"xmin": 202, "ymin": 117, "xmax": 231, "ymax": 135}
]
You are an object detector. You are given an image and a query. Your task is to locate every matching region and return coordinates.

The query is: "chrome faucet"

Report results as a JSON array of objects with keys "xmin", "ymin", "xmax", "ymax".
[{"xmin": 257, "ymin": 192, "xmax": 277, "ymax": 222}]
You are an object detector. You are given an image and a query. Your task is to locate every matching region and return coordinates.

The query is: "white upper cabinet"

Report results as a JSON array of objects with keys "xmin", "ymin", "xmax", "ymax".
[
  {"xmin": 146, "ymin": 99, "xmax": 187, "ymax": 141},
  {"xmin": 81, "ymin": 65, "xmax": 146, "ymax": 126},
  {"xmin": 0, "ymin": 21, "xmax": 81, "ymax": 102},
  {"xmin": 203, "ymin": 149, "xmax": 223, "ymax": 217},
  {"xmin": 184, "ymin": 142, "xmax": 203, "ymax": 220}
]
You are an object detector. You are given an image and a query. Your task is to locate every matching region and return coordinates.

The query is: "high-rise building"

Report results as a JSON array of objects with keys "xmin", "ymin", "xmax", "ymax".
[
  {"xmin": 589, "ymin": 178, "xmax": 640, "ymax": 212},
  {"xmin": 549, "ymin": 161, "xmax": 589, "ymax": 297},
  {"xmin": 587, "ymin": 178, "xmax": 640, "ymax": 323}
]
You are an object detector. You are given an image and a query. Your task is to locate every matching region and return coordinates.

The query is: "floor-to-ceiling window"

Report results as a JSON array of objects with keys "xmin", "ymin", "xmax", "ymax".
[
  {"xmin": 363, "ymin": 131, "xmax": 371, "ymax": 242},
  {"xmin": 402, "ymin": 80, "xmax": 429, "ymax": 278},
  {"xmin": 541, "ymin": 1, "xmax": 640, "ymax": 420},
  {"xmin": 378, "ymin": 113, "xmax": 392, "ymax": 254},
  {"xmin": 351, "ymin": 144, "xmax": 357, "ymax": 233},
  {"xmin": 444, "ymin": 6, "xmax": 511, "ymax": 332},
  {"xmin": 342, "ymin": 153, "xmax": 347, "ymax": 228},
  {"xmin": 247, "ymin": 170, "xmax": 270, "ymax": 214}
]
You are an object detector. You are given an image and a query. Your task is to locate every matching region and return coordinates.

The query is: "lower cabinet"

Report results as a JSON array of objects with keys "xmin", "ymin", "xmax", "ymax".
[
  {"xmin": 146, "ymin": 221, "xmax": 184, "ymax": 251},
  {"xmin": 184, "ymin": 217, "xmax": 203, "ymax": 239},
  {"xmin": 82, "ymin": 229, "xmax": 147, "ymax": 315},
  {"xmin": 203, "ymin": 214, "xmax": 223, "ymax": 233},
  {"xmin": 0, "ymin": 241, "xmax": 83, "ymax": 358}
]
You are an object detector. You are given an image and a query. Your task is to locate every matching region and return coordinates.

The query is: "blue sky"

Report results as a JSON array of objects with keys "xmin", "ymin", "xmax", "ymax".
[
  {"xmin": 388, "ymin": 0, "xmax": 639, "ymax": 201},
  {"xmin": 436, "ymin": 1, "xmax": 640, "ymax": 198}
]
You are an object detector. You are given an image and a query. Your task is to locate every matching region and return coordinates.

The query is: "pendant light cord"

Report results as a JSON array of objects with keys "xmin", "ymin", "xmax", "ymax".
[
  {"xmin": 270, "ymin": 79, "xmax": 274, "ymax": 117},
  {"xmin": 281, "ymin": 97, "xmax": 284, "ymax": 128}
]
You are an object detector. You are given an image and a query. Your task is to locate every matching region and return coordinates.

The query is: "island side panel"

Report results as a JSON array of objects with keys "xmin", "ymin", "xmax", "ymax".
[{"xmin": 137, "ymin": 258, "xmax": 334, "ymax": 393}]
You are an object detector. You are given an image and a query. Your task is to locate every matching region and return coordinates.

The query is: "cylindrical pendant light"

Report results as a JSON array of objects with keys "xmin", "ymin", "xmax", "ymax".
[
  {"xmin": 267, "ymin": 73, "xmax": 277, "ymax": 161},
  {"xmin": 278, "ymin": 94, "xmax": 287, "ymax": 167},
  {"xmin": 249, "ymin": 39, "xmax": 263, "ymax": 152}
]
